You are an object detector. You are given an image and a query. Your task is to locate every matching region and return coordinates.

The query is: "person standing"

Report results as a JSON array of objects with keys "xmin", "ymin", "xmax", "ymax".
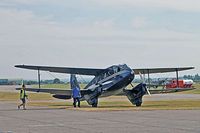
[
  {"xmin": 72, "ymin": 87, "xmax": 81, "ymax": 108},
  {"xmin": 18, "ymin": 84, "xmax": 28, "ymax": 110}
]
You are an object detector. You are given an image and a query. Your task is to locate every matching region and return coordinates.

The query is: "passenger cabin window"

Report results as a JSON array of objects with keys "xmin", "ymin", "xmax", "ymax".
[
  {"xmin": 85, "ymin": 65, "xmax": 126, "ymax": 88},
  {"xmin": 108, "ymin": 68, "xmax": 114, "ymax": 76}
]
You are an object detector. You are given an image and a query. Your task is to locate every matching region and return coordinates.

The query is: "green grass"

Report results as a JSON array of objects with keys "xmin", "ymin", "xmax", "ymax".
[
  {"xmin": 1, "ymin": 82, "xmax": 200, "ymax": 111},
  {"xmin": 0, "ymin": 92, "xmax": 53, "ymax": 101},
  {"xmin": 29, "ymin": 83, "xmax": 200, "ymax": 111},
  {"xmin": 0, "ymin": 92, "xmax": 18, "ymax": 101},
  {"xmin": 177, "ymin": 83, "xmax": 200, "ymax": 94},
  {"xmin": 1, "ymin": 91, "xmax": 200, "ymax": 111},
  {"xmin": 27, "ymin": 99, "xmax": 200, "ymax": 111}
]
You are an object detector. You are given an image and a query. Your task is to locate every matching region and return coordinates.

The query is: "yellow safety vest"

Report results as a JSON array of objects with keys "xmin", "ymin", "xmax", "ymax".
[{"xmin": 20, "ymin": 89, "xmax": 26, "ymax": 99}]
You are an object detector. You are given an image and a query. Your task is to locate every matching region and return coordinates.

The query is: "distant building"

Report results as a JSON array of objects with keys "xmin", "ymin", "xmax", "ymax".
[{"xmin": 0, "ymin": 79, "xmax": 8, "ymax": 85}]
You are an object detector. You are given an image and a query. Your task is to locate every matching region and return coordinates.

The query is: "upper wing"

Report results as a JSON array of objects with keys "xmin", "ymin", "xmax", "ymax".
[
  {"xmin": 15, "ymin": 65, "xmax": 105, "ymax": 76},
  {"xmin": 133, "ymin": 67, "xmax": 194, "ymax": 74}
]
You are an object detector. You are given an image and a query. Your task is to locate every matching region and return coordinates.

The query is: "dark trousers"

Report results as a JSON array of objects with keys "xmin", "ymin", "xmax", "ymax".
[
  {"xmin": 73, "ymin": 98, "xmax": 80, "ymax": 107},
  {"xmin": 18, "ymin": 98, "xmax": 26, "ymax": 109},
  {"xmin": 21, "ymin": 98, "xmax": 26, "ymax": 104}
]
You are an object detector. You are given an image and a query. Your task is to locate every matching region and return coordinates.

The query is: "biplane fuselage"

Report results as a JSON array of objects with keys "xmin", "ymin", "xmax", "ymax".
[{"xmin": 82, "ymin": 64, "xmax": 134, "ymax": 98}]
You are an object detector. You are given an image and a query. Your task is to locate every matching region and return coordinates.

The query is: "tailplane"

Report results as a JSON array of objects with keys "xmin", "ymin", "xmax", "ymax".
[{"xmin": 70, "ymin": 74, "xmax": 80, "ymax": 89}]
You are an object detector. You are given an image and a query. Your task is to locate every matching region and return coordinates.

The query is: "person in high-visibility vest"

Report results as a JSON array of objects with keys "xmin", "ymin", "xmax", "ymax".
[{"xmin": 18, "ymin": 84, "xmax": 28, "ymax": 110}]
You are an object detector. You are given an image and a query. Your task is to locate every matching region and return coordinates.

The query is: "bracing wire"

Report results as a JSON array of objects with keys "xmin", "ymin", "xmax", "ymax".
[{"xmin": 78, "ymin": 75, "xmax": 87, "ymax": 84}]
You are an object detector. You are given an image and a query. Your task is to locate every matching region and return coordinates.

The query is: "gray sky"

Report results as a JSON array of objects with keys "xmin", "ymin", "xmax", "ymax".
[{"xmin": 0, "ymin": 0, "xmax": 199, "ymax": 79}]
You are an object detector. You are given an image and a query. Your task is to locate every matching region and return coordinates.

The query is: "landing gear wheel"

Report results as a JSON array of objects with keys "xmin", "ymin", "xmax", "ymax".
[
  {"xmin": 92, "ymin": 103, "xmax": 98, "ymax": 107},
  {"xmin": 135, "ymin": 102, "xmax": 142, "ymax": 107},
  {"xmin": 91, "ymin": 98, "xmax": 98, "ymax": 107}
]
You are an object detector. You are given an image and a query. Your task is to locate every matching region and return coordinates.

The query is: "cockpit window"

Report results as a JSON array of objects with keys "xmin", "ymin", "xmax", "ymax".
[
  {"xmin": 113, "ymin": 66, "xmax": 121, "ymax": 73},
  {"xmin": 117, "ymin": 67, "xmax": 121, "ymax": 72},
  {"xmin": 85, "ymin": 64, "xmax": 129, "ymax": 89},
  {"xmin": 108, "ymin": 68, "xmax": 114, "ymax": 76},
  {"xmin": 119, "ymin": 64, "xmax": 129, "ymax": 70}
]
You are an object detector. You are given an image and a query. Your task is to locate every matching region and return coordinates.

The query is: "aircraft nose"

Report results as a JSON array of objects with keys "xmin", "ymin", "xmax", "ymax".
[
  {"xmin": 131, "ymin": 69, "xmax": 134, "ymax": 75},
  {"xmin": 129, "ymin": 70, "xmax": 135, "ymax": 80}
]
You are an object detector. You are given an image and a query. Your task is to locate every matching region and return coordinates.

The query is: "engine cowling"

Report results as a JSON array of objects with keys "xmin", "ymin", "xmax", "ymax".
[
  {"xmin": 85, "ymin": 86, "xmax": 103, "ymax": 107},
  {"xmin": 124, "ymin": 83, "xmax": 147, "ymax": 106}
]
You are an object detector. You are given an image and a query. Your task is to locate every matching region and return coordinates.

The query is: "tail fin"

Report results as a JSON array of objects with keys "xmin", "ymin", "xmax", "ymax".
[
  {"xmin": 70, "ymin": 74, "xmax": 80, "ymax": 89},
  {"xmin": 21, "ymin": 79, "xmax": 24, "ymax": 86}
]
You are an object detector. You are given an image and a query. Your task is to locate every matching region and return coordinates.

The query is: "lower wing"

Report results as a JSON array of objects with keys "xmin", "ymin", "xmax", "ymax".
[
  {"xmin": 16, "ymin": 87, "xmax": 90, "ymax": 99},
  {"xmin": 149, "ymin": 88, "xmax": 195, "ymax": 94}
]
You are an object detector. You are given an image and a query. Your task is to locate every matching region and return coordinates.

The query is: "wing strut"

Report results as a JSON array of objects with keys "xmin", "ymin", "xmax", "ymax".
[
  {"xmin": 147, "ymin": 69, "xmax": 150, "ymax": 89},
  {"xmin": 176, "ymin": 68, "xmax": 179, "ymax": 88},
  {"xmin": 38, "ymin": 69, "xmax": 41, "ymax": 88}
]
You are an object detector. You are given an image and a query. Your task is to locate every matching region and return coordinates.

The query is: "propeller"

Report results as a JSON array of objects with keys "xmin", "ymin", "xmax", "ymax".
[{"xmin": 139, "ymin": 72, "xmax": 151, "ymax": 96}]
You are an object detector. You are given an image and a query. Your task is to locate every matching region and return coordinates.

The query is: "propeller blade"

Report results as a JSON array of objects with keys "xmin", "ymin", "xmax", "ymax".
[
  {"xmin": 146, "ymin": 87, "xmax": 151, "ymax": 96},
  {"xmin": 139, "ymin": 72, "xmax": 151, "ymax": 96},
  {"xmin": 142, "ymin": 84, "xmax": 151, "ymax": 96}
]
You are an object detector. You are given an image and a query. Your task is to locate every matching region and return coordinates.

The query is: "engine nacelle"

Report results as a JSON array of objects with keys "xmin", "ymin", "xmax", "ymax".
[
  {"xmin": 124, "ymin": 83, "xmax": 147, "ymax": 106},
  {"xmin": 85, "ymin": 87, "xmax": 103, "ymax": 107}
]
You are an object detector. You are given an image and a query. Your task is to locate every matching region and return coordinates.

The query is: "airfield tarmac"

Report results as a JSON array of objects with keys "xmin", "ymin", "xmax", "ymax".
[
  {"xmin": 0, "ymin": 102, "xmax": 199, "ymax": 133},
  {"xmin": 0, "ymin": 86, "xmax": 200, "ymax": 133}
]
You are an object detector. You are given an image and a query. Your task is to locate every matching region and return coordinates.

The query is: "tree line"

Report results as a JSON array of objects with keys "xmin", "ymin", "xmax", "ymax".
[{"xmin": 183, "ymin": 74, "xmax": 200, "ymax": 81}]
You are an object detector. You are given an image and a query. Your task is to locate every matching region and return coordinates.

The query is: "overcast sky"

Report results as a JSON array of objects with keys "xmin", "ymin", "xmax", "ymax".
[{"xmin": 0, "ymin": 0, "xmax": 199, "ymax": 80}]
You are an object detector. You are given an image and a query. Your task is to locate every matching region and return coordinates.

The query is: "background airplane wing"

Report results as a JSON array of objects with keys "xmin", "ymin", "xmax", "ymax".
[
  {"xmin": 15, "ymin": 65, "xmax": 105, "ymax": 76},
  {"xmin": 133, "ymin": 67, "xmax": 194, "ymax": 74}
]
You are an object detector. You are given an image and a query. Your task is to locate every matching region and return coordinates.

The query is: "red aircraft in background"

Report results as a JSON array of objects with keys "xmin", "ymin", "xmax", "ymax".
[{"xmin": 166, "ymin": 79, "xmax": 194, "ymax": 89}]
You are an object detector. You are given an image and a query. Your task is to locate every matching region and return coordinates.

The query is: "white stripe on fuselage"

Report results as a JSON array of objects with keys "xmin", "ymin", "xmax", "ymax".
[
  {"xmin": 99, "ymin": 70, "xmax": 128, "ymax": 84},
  {"xmin": 101, "ymin": 80, "xmax": 112, "ymax": 86}
]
